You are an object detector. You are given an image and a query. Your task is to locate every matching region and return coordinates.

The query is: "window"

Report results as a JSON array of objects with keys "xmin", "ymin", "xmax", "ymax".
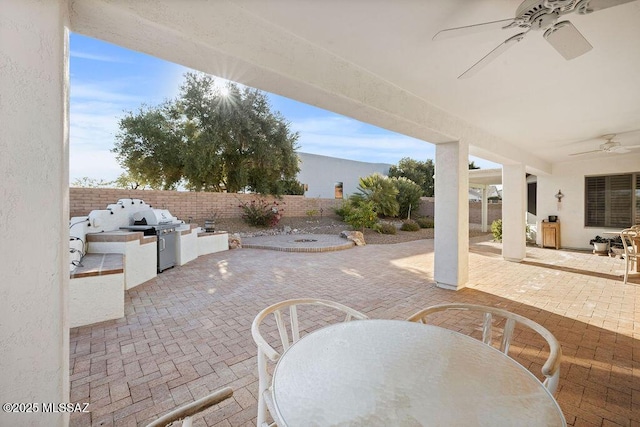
[
  {"xmin": 585, "ymin": 173, "xmax": 638, "ymax": 227},
  {"xmin": 334, "ymin": 182, "xmax": 343, "ymax": 199}
]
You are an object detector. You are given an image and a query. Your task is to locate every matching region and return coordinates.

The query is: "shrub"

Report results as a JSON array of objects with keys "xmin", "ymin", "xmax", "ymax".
[
  {"xmin": 491, "ymin": 219, "xmax": 502, "ymax": 241},
  {"xmin": 238, "ymin": 199, "xmax": 283, "ymax": 227},
  {"xmin": 377, "ymin": 222, "xmax": 397, "ymax": 235},
  {"xmin": 416, "ymin": 216, "xmax": 434, "ymax": 229},
  {"xmin": 344, "ymin": 201, "xmax": 378, "ymax": 232},
  {"xmin": 353, "ymin": 173, "xmax": 399, "ymax": 217},
  {"xmin": 306, "ymin": 209, "xmax": 319, "ymax": 218},
  {"xmin": 334, "ymin": 200, "xmax": 353, "ymax": 220},
  {"xmin": 390, "ymin": 177, "xmax": 422, "ymax": 219},
  {"xmin": 400, "ymin": 219, "xmax": 420, "ymax": 232}
]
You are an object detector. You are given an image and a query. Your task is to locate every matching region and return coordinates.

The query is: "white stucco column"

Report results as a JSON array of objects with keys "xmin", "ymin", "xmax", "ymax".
[
  {"xmin": 0, "ymin": 1, "xmax": 69, "ymax": 426},
  {"xmin": 502, "ymin": 164, "xmax": 527, "ymax": 261},
  {"xmin": 434, "ymin": 141, "xmax": 469, "ymax": 290},
  {"xmin": 481, "ymin": 186, "xmax": 488, "ymax": 233}
]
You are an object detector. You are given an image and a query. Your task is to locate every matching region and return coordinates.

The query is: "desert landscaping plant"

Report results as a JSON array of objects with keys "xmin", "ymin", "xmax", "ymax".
[
  {"xmin": 238, "ymin": 199, "xmax": 283, "ymax": 227},
  {"xmin": 400, "ymin": 219, "xmax": 420, "ymax": 232},
  {"xmin": 416, "ymin": 217, "xmax": 434, "ymax": 228},
  {"xmin": 344, "ymin": 201, "xmax": 378, "ymax": 232},
  {"xmin": 334, "ymin": 201, "xmax": 354, "ymax": 220},
  {"xmin": 390, "ymin": 176, "xmax": 422, "ymax": 219},
  {"xmin": 377, "ymin": 222, "xmax": 398, "ymax": 235},
  {"xmin": 491, "ymin": 219, "xmax": 502, "ymax": 241},
  {"xmin": 351, "ymin": 173, "xmax": 399, "ymax": 217}
]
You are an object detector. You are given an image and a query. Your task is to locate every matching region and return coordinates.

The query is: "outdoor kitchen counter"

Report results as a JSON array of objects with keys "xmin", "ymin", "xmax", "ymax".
[
  {"xmin": 86, "ymin": 230, "xmax": 157, "ymax": 244},
  {"xmin": 70, "ymin": 253, "xmax": 124, "ymax": 279}
]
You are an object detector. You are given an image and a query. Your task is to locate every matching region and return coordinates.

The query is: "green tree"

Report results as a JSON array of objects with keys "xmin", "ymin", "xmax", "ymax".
[
  {"xmin": 113, "ymin": 102, "xmax": 185, "ymax": 190},
  {"xmin": 390, "ymin": 177, "xmax": 422, "ymax": 219},
  {"xmin": 113, "ymin": 72, "xmax": 301, "ymax": 194},
  {"xmin": 389, "ymin": 157, "xmax": 481, "ymax": 197},
  {"xmin": 468, "ymin": 161, "xmax": 480, "ymax": 170},
  {"xmin": 388, "ymin": 158, "xmax": 434, "ymax": 197}
]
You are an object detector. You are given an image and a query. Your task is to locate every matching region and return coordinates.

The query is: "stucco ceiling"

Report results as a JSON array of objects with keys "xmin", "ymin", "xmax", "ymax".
[{"xmin": 69, "ymin": 0, "xmax": 640, "ymax": 171}]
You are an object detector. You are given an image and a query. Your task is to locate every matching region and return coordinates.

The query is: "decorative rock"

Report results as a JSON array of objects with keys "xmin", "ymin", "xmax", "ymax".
[
  {"xmin": 340, "ymin": 230, "xmax": 366, "ymax": 246},
  {"xmin": 228, "ymin": 234, "xmax": 242, "ymax": 249},
  {"xmin": 283, "ymin": 226, "xmax": 292, "ymax": 234}
]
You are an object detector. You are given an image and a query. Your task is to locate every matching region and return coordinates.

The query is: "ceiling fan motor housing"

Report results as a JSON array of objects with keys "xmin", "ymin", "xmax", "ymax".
[{"xmin": 516, "ymin": 0, "xmax": 580, "ymax": 29}]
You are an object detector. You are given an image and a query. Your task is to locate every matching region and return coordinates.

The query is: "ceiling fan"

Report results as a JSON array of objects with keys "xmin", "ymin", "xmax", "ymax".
[
  {"xmin": 569, "ymin": 134, "xmax": 640, "ymax": 156},
  {"xmin": 434, "ymin": 0, "xmax": 638, "ymax": 79}
]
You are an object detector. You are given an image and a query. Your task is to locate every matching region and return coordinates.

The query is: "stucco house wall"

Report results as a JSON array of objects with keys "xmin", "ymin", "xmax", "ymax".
[
  {"xmin": 297, "ymin": 152, "xmax": 392, "ymax": 199},
  {"xmin": 536, "ymin": 152, "xmax": 640, "ymax": 249}
]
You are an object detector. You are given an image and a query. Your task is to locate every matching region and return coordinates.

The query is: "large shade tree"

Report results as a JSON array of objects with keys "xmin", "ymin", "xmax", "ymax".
[
  {"xmin": 389, "ymin": 157, "xmax": 481, "ymax": 197},
  {"xmin": 113, "ymin": 72, "xmax": 301, "ymax": 194}
]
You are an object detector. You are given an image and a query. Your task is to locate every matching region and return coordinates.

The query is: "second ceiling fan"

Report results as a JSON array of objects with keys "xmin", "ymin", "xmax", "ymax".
[{"xmin": 434, "ymin": 0, "xmax": 637, "ymax": 79}]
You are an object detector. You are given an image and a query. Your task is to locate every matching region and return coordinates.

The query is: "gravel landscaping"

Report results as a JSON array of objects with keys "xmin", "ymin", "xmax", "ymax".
[{"xmin": 211, "ymin": 216, "xmax": 491, "ymax": 245}]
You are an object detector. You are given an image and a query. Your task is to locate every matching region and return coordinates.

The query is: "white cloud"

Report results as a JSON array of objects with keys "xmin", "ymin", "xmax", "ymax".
[{"xmin": 70, "ymin": 50, "xmax": 129, "ymax": 63}]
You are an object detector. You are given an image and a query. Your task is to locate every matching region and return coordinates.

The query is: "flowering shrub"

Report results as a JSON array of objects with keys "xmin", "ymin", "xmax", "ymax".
[{"xmin": 238, "ymin": 199, "xmax": 283, "ymax": 227}]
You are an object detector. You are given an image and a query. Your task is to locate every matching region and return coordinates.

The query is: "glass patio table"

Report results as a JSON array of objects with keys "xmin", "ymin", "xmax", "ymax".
[{"xmin": 271, "ymin": 319, "xmax": 566, "ymax": 426}]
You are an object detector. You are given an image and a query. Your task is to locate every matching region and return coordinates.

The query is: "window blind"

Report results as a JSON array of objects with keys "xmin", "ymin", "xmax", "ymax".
[{"xmin": 585, "ymin": 174, "xmax": 634, "ymax": 227}]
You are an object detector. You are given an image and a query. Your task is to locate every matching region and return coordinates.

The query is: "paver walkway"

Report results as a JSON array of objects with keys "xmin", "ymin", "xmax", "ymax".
[{"xmin": 69, "ymin": 238, "xmax": 639, "ymax": 427}]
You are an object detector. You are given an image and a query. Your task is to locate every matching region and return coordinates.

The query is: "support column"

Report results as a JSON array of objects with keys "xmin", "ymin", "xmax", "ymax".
[
  {"xmin": 481, "ymin": 185, "xmax": 488, "ymax": 233},
  {"xmin": 0, "ymin": 1, "xmax": 69, "ymax": 426},
  {"xmin": 502, "ymin": 164, "xmax": 527, "ymax": 262},
  {"xmin": 434, "ymin": 141, "xmax": 469, "ymax": 290}
]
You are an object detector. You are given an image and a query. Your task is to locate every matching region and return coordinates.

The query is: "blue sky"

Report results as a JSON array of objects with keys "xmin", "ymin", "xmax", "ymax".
[{"xmin": 70, "ymin": 33, "xmax": 498, "ymax": 182}]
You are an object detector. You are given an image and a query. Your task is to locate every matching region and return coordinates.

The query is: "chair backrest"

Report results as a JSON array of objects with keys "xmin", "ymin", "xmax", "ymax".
[
  {"xmin": 620, "ymin": 228, "xmax": 638, "ymax": 256},
  {"xmin": 252, "ymin": 298, "xmax": 369, "ymax": 362},
  {"xmin": 407, "ymin": 303, "xmax": 562, "ymax": 394},
  {"xmin": 145, "ymin": 387, "xmax": 233, "ymax": 427}
]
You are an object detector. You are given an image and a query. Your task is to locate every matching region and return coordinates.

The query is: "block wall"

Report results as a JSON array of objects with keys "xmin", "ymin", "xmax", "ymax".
[
  {"xmin": 69, "ymin": 188, "xmax": 343, "ymax": 222},
  {"xmin": 417, "ymin": 197, "xmax": 502, "ymax": 224},
  {"xmin": 70, "ymin": 189, "xmax": 501, "ymax": 224}
]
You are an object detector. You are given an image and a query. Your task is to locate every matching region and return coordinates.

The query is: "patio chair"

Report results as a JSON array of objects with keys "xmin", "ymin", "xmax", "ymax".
[
  {"xmin": 407, "ymin": 303, "xmax": 562, "ymax": 394},
  {"xmin": 251, "ymin": 298, "xmax": 369, "ymax": 427},
  {"xmin": 145, "ymin": 387, "xmax": 233, "ymax": 427},
  {"xmin": 620, "ymin": 228, "xmax": 638, "ymax": 284}
]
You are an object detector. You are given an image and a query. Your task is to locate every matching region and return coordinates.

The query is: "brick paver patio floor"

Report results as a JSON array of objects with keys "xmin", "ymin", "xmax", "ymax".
[{"xmin": 69, "ymin": 237, "xmax": 640, "ymax": 427}]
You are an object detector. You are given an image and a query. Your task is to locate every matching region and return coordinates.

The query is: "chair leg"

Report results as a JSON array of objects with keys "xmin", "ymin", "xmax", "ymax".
[
  {"xmin": 256, "ymin": 351, "xmax": 268, "ymax": 427},
  {"xmin": 623, "ymin": 257, "xmax": 629, "ymax": 284}
]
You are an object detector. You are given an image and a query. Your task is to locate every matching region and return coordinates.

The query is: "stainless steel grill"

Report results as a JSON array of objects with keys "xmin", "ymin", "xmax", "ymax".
[{"xmin": 120, "ymin": 208, "xmax": 182, "ymax": 273}]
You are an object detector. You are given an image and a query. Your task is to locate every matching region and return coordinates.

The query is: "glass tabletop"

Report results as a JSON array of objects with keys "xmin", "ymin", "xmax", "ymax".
[{"xmin": 272, "ymin": 319, "xmax": 566, "ymax": 427}]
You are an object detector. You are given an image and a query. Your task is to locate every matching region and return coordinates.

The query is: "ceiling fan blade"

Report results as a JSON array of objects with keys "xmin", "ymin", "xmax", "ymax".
[
  {"xmin": 577, "ymin": 0, "xmax": 638, "ymax": 14},
  {"xmin": 544, "ymin": 21, "xmax": 593, "ymax": 60},
  {"xmin": 458, "ymin": 32, "xmax": 526, "ymax": 79},
  {"xmin": 569, "ymin": 149, "xmax": 602, "ymax": 156},
  {"xmin": 433, "ymin": 18, "xmax": 515, "ymax": 41}
]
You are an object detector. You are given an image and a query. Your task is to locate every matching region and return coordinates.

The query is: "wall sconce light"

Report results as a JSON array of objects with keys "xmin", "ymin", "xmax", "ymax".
[{"xmin": 555, "ymin": 189, "xmax": 564, "ymax": 202}]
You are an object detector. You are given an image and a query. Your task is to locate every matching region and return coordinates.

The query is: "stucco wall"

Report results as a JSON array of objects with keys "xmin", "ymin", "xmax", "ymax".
[
  {"xmin": 1, "ymin": 1, "xmax": 69, "ymax": 426},
  {"xmin": 536, "ymin": 153, "xmax": 640, "ymax": 249},
  {"xmin": 297, "ymin": 152, "xmax": 392, "ymax": 199}
]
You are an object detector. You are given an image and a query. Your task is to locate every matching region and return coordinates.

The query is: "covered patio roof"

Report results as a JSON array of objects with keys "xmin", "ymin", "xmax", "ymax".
[{"xmin": 469, "ymin": 168, "xmax": 503, "ymax": 187}]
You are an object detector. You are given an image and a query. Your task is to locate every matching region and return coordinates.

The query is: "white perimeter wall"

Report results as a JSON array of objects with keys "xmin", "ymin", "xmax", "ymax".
[
  {"xmin": 536, "ymin": 152, "xmax": 640, "ymax": 249},
  {"xmin": 297, "ymin": 152, "xmax": 392, "ymax": 199}
]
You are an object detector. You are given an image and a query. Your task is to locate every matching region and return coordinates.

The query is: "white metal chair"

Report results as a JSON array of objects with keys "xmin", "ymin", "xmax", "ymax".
[
  {"xmin": 620, "ymin": 228, "xmax": 638, "ymax": 284},
  {"xmin": 251, "ymin": 298, "xmax": 369, "ymax": 427},
  {"xmin": 407, "ymin": 303, "xmax": 562, "ymax": 394},
  {"xmin": 145, "ymin": 387, "xmax": 233, "ymax": 427}
]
